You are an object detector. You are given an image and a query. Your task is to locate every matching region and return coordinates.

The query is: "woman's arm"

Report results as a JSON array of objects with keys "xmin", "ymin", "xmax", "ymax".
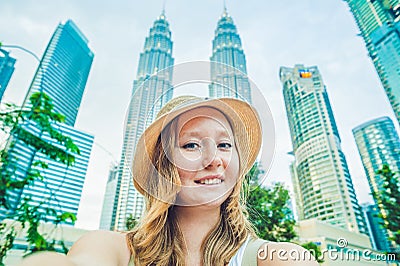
[
  {"xmin": 18, "ymin": 230, "xmax": 131, "ymax": 266},
  {"xmin": 257, "ymin": 242, "xmax": 320, "ymax": 266}
]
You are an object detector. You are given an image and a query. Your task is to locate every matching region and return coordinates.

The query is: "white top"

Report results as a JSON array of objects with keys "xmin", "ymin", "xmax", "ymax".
[{"xmin": 228, "ymin": 236, "xmax": 251, "ymax": 266}]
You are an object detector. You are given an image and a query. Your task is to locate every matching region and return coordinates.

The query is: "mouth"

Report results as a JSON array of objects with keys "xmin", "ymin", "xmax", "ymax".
[{"xmin": 194, "ymin": 175, "xmax": 224, "ymax": 185}]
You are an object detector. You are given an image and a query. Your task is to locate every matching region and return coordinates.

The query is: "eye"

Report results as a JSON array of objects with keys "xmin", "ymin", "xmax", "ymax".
[
  {"xmin": 218, "ymin": 142, "xmax": 232, "ymax": 150},
  {"xmin": 181, "ymin": 142, "xmax": 201, "ymax": 150}
]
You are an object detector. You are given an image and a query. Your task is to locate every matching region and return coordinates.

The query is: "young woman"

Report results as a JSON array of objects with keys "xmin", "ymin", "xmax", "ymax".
[{"xmin": 19, "ymin": 96, "xmax": 317, "ymax": 266}]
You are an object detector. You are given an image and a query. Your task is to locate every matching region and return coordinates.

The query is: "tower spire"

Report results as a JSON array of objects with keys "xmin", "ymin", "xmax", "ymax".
[
  {"xmin": 162, "ymin": 0, "xmax": 166, "ymax": 16},
  {"xmin": 223, "ymin": 0, "xmax": 227, "ymax": 15}
]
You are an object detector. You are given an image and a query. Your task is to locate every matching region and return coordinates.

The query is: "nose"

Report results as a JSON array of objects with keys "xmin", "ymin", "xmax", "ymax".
[{"xmin": 201, "ymin": 140, "xmax": 223, "ymax": 169}]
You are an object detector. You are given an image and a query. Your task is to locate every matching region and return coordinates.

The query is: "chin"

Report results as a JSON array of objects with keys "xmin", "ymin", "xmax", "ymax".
[{"xmin": 175, "ymin": 190, "xmax": 232, "ymax": 207}]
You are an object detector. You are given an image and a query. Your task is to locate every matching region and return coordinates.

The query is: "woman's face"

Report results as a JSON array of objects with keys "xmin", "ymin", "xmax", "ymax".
[{"xmin": 172, "ymin": 107, "xmax": 239, "ymax": 207}]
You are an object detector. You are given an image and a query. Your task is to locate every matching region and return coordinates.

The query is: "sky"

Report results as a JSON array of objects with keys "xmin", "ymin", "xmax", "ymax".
[{"xmin": 1, "ymin": 0, "xmax": 398, "ymax": 230}]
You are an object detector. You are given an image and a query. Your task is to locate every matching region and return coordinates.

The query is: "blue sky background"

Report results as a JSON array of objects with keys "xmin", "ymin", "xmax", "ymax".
[{"xmin": 1, "ymin": 0, "xmax": 398, "ymax": 229}]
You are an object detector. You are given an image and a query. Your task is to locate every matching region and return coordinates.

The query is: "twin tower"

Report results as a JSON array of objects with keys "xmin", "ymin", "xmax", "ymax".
[{"xmin": 100, "ymin": 8, "xmax": 252, "ymax": 230}]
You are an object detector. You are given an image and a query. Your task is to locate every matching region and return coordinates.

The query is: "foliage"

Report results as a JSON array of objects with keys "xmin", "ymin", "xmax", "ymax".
[
  {"xmin": 125, "ymin": 214, "xmax": 138, "ymax": 231},
  {"xmin": 245, "ymin": 164, "xmax": 297, "ymax": 242},
  {"xmin": 374, "ymin": 164, "xmax": 400, "ymax": 258},
  {"xmin": 0, "ymin": 92, "xmax": 79, "ymax": 264},
  {"xmin": 0, "ymin": 224, "xmax": 15, "ymax": 263},
  {"xmin": 301, "ymin": 241, "xmax": 324, "ymax": 263}
]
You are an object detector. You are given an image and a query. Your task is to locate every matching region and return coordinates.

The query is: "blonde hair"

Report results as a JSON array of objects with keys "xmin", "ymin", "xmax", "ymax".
[{"xmin": 126, "ymin": 110, "xmax": 256, "ymax": 265}]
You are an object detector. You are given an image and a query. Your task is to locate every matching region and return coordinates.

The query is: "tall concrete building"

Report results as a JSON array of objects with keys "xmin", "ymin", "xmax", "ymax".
[
  {"xmin": 107, "ymin": 11, "xmax": 174, "ymax": 230},
  {"xmin": 209, "ymin": 7, "xmax": 252, "ymax": 102},
  {"xmin": 344, "ymin": 0, "xmax": 400, "ymax": 123},
  {"xmin": 0, "ymin": 20, "xmax": 94, "ymax": 225},
  {"xmin": 280, "ymin": 64, "xmax": 367, "ymax": 234},
  {"xmin": 353, "ymin": 116, "xmax": 399, "ymax": 251},
  {"xmin": 0, "ymin": 48, "xmax": 16, "ymax": 101}
]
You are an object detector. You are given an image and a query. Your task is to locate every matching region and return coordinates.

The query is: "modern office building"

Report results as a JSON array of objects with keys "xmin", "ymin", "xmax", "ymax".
[
  {"xmin": 99, "ymin": 162, "xmax": 118, "ymax": 230},
  {"xmin": 106, "ymin": 11, "xmax": 174, "ymax": 230},
  {"xmin": 353, "ymin": 116, "xmax": 400, "ymax": 202},
  {"xmin": 2, "ymin": 123, "xmax": 94, "ymax": 224},
  {"xmin": 209, "ymin": 7, "xmax": 252, "ymax": 102},
  {"xmin": 362, "ymin": 203, "xmax": 392, "ymax": 252},
  {"xmin": 280, "ymin": 64, "xmax": 367, "ymax": 234},
  {"xmin": 0, "ymin": 20, "xmax": 94, "ymax": 225},
  {"xmin": 0, "ymin": 48, "xmax": 16, "ymax": 101},
  {"xmin": 353, "ymin": 116, "xmax": 399, "ymax": 251},
  {"xmin": 22, "ymin": 20, "xmax": 94, "ymax": 126},
  {"xmin": 344, "ymin": 0, "xmax": 400, "ymax": 123}
]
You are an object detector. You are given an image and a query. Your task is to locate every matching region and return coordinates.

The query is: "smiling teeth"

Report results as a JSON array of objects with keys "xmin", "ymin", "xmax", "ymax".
[{"xmin": 199, "ymin": 179, "xmax": 222, "ymax": 185}]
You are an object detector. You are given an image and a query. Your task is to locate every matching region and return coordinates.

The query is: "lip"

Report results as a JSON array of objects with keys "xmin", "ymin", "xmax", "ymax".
[{"xmin": 194, "ymin": 175, "xmax": 224, "ymax": 184}]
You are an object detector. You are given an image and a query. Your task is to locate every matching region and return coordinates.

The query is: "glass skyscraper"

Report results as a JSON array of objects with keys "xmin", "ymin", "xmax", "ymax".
[
  {"xmin": 0, "ymin": 20, "xmax": 94, "ymax": 225},
  {"xmin": 23, "ymin": 20, "xmax": 94, "ymax": 126},
  {"xmin": 107, "ymin": 11, "xmax": 174, "ymax": 230},
  {"xmin": 353, "ymin": 116, "xmax": 400, "ymax": 202},
  {"xmin": 209, "ymin": 7, "xmax": 252, "ymax": 102},
  {"xmin": 362, "ymin": 203, "xmax": 393, "ymax": 252},
  {"xmin": 344, "ymin": 0, "xmax": 400, "ymax": 123},
  {"xmin": 280, "ymin": 64, "xmax": 367, "ymax": 234},
  {"xmin": 0, "ymin": 48, "xmax": 16, "ymax": 101},
  {"xmin": 353, "ymin": 116, "xmax": 399, "ymax": 250}
]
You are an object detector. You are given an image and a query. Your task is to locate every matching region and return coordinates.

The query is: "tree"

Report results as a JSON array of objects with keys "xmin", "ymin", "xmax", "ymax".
[
  {"xmin": 301, "ymin": 241, "xmax": 324, "ymax": 263},
  {"xmin": 374, "ymin": 164, "xmax": 400, "ymax": 258},
  {"xmin": 125, "ymin": 214, "xmax": 138, "ymax": 231},
  {"xmin": 245, "ymin": 164, "xmax": 297, "ymax": 242},
  {"xmin": 0, "ymin": 92, "xmax": 79, "ymax": 265}
]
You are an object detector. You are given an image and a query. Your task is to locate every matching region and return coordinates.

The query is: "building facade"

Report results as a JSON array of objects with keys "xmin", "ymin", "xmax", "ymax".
[
  {"xmin": 297, "ymin": 218, "xmax": 389, "ymax": 266},
  {"xmin": 362, "ymin": 203, "xmax": 393, "ymax": 252},
  {"xmin": 0, "ymin": 20, "xmax": 94, "ymax": 225},
  {"xmin": 344, "ymin": 0, "xmax": 400, "ymax": 123},
  {"xmin": 0, "ymin": 48, "xmax": 16, "ymax": 101},
  {"xmin": 99, "ymin": 162, "xmax": 118, "ymax": 230},
  {"xmin": 107, "ymin": 12, "xmax": 174, "ymax": 230},
  {"xmin": 280, "ymin": 64, "xmax": 367, "ymax": 234},
  {"xmin": 353, "ymin": 116, "xmax": 399, "ymax": 251},
  {"xmin": 353, "ymin": 116, "xmax": 400, "ymax": 202},
  {"xmin": 209, "ymin": 7, "xmax": 252, "ymax": 102}
]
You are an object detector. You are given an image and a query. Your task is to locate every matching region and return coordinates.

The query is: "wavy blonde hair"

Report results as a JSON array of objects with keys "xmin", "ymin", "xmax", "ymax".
[{"xmin": 126, "ymin": 110, "xmax": 256, "ymax": 266}]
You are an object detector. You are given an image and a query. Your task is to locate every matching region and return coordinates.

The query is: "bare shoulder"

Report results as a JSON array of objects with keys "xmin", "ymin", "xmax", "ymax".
[
  {"xmin": 67, "ymin": 230, "xmax": 131, "ymax": 266},
  {"xmin": 257, "ymin": 241, "xmax": 319, "ymax": 266}
]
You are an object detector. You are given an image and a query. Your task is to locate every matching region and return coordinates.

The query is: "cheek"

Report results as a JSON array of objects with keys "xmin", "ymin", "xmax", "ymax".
[
  {"xmin": 225, "ymin": 149, "xmax": 240, "ymax": 174},
  {"xmin": 173, "ymin": 148, "xmax": 203, "ymax": 172}
]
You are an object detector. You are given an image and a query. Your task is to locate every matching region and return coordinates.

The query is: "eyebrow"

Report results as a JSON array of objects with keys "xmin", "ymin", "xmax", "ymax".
[{"xmin": 179, "ymin": 129, "xmax": 232, "ymax": 138}]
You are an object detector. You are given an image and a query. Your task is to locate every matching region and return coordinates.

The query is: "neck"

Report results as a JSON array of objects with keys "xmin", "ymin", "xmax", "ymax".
[
  {"xmin": 175, "ymin": 205, "xmax": 221, "ymax": 229},
  {"xmin": 174, "ymin": 205, "xmax": 221, "ymax": 253}
]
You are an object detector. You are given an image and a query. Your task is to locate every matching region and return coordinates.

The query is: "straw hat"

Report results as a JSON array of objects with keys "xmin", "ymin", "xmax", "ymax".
[{"xmin": 132, "ymin": 95, "xmax": 262, "ymax": 197}]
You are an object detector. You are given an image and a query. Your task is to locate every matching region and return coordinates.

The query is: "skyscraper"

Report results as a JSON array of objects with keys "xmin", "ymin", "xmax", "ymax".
[
  {"xmin": 353, "ymin": 116, "xmax": 399, "ymax": 250},
  {"xmin": 209, "ymin": 7, "xmax": 252, "ymax": 102},
  {"xmin": 280, "ymin": 64, "xmax": 367, "ymax": 234},
  {"xmin": 108, "ymin": 11, "xmax": 174, "ymax": 230},
  {"xmin": 0, "ymin": 20, "xmax": 94, "ymax": 225},
  {"xmin": 362, "ymin": 203, "xmax": 393, "ymax": 252},
  {"xmin": 353, "ymin": 116, "xmax": 400, "ymax": 202},
  {"xmin": 0, "ymin": 48, "xmax": 16, "ymax": 101},
  {"xmin": 99, "ymin": 162, "xmax": 119, "ymax": 230},
  {"xmin": 344, "ymin": 0, "xmax": 400, "ymax": 123},
  {"xmin": 23, "ymin": 20, "xmax": 94, "ymax": 126}
]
